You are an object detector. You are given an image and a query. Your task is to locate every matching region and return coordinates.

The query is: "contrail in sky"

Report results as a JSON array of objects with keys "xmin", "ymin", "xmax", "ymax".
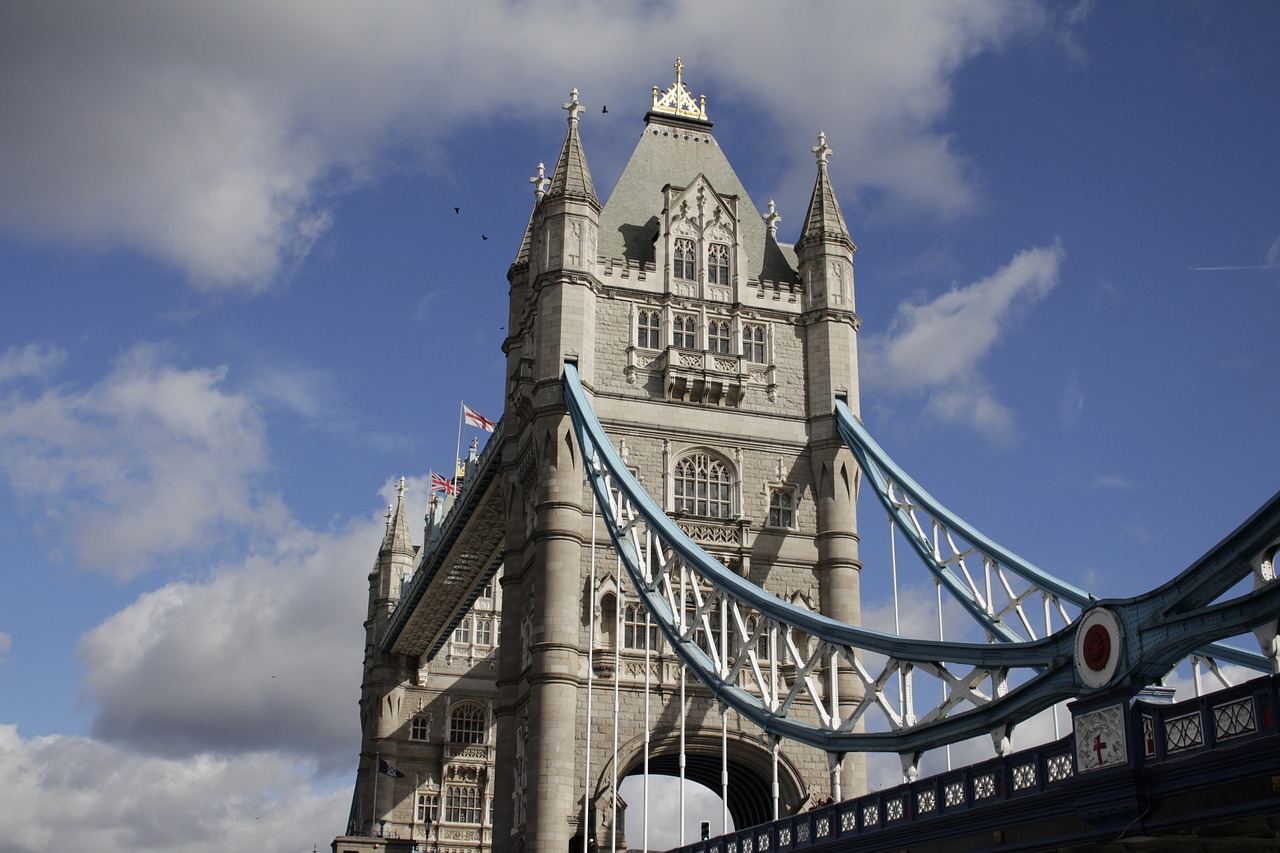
[{"xmin": 1189, "ymin": 265, "xmax": 1276, "ymax": 271}]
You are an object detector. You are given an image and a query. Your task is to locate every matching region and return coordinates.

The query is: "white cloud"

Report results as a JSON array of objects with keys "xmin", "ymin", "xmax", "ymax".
[
  {"xmin": 861, "ymin": 242, "xmax": 1065, "ymax": 440},
  {"xmin": 76, "ymin": 473, "xmax": 430, "ymax": 768},
  {"xmin": 0, "ymin": 1, "xmax": 1074, "ymax": 292},
  {"xmin": 0, "ymin": 343, "xmax": 283, "ymax": 578},
  {"xmin": 0, "ymin": 631, "xmax": 9, "ymax": 664},
  {"xmin": 0, "ymin": 343, "xmax": 66, "ymax": 384},
  {"xmin": 78, "ymin": 515, "xmax": 379, "ymax": 768},
  {"xmin": 0, "ymin": 726, "xmax": 348, "ymax": 853}
]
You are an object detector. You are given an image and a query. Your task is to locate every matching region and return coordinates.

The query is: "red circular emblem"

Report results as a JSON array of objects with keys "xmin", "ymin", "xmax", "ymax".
[{"xmin": 1082, "ymin": 624, "xmax": 1111, "ymax": 672}]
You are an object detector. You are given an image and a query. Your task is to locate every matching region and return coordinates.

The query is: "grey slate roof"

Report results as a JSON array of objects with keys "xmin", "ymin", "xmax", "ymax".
[{"xmin": 598, "ymin": 115, "xmax": 799, "ymax": 285}]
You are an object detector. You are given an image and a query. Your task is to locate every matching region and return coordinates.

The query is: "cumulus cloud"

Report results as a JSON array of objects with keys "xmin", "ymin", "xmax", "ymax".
[
  {"xmin": 0, "ymin": 343, "xmax": 283, "ymax": 578},
  {"xmin": 0, "ymin": 1, "xmax": 1075, "ymax": 292},
  {"xmin": 78, "ymin": 475, "xmax": 428, "ymax": 767},
  {"xmin": 0, "ymin": 726, "xmax": 348, "ymax": 853},
  {"xmin": 861, "ymin": 242, "xmax": 1066, "ymax": 440}
]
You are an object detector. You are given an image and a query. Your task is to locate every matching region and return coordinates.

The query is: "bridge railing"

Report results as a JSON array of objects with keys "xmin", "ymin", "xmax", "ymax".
[{"xmin": 675, "ymin": 674, "xmax": 1280, "ymax": 853}]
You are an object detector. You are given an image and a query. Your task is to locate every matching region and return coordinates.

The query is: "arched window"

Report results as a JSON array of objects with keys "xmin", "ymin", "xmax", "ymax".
[
  {"xmin": 476, "ymin": 618, "xmax": 493, "ymax": 645},
  {"xmin": 708, "ymin": 319, "xmax": 730, "ymax": 354},
  {"xmin": 707, "ymin": 243, "xmax": 730, "ymax": 285},
  {"xmin": 446, "ymin": 784, "xmax": 482, "ymax": 824},
  {"xmin": 624, "ymin": 603, "xmax": 660, "ymax": 650},
  {"xmin": 742, "ymin": 323, "xmax": 765, "ymax": 363},
  {"xmin": 672, "ymin": 314, "xmax": 696, "ymax": 349},
  {"xmin": 673, "ymin": 452, "xmax": 732, "ymax": 519},
  {"xmin": 673, "ymin": 238, "xmax": 695, "ymax": 280},
  {"xmin": 637, "ymin": 309, "xmax": 661, "ymax": 349},
  {"xmin": 768, "ymin": 486, "xmax": 796, "ymax": 528},
  {"xmin": 449, "ymin": 703, "xmax": 487, "ymax": 744},
  {"xmin": 743, "ymin": 614, "xmax": 769, "ymax": 660},
  {"xmin": 411, "ymin": 716, "xmax": 430, "ymax": 740}
]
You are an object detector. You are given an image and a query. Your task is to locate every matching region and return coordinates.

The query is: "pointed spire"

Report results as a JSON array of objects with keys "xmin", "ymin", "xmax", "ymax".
[
  {"xmin": 546, "ymin": 88, "xmax": 598, "ymax": 205},
  {"xmin": 797, "ymin": 132, "xmax": 853, "ymax": 252},
  {"xmin": 513, "ymin": 162, "xmax": 549, "ymax": 266},
  {"xmin": 382, "ymin": 477, "xmax": 413, "ymax": 556}
]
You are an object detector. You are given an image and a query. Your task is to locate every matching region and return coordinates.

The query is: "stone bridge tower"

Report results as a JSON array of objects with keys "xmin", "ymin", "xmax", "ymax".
[{"xmin": 494, "ymin": 63, "xmax": 865, "ymax": 853}]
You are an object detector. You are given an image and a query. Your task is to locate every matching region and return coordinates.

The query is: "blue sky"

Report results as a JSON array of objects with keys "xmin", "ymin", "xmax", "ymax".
[{"xmin": 1, "ymin": 3, "xmax": 1278, "ymax": 851}]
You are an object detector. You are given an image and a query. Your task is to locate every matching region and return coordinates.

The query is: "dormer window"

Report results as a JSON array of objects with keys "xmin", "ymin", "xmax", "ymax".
[
  {"xmin": 707, "ymin": 243, "xmax": 730, "ymax": 285},
  {"xmin": 673, "ymin": 238, "xmax": 695, "ymax": 280}
]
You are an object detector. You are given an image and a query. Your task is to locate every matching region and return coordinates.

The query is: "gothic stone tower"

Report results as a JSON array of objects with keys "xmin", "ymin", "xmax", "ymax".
[
  {"xmin": 338, "ymin": 472, "xmax": 505, "ymax": 853},
  {"xmin": 494, "ymin": 64, "xmax": 864, "ymax": 853}
]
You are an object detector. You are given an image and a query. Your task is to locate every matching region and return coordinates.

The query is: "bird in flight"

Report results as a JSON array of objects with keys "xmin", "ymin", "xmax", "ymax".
[{"xmin": 454, "ymin": 207, "xmax": 460, "ymax": 214}]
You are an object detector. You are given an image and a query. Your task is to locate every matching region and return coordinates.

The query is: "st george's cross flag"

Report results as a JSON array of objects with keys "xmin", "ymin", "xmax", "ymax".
[{"xmin": 463, "ymin": 403, "xmax": 497, "ymax": 433}]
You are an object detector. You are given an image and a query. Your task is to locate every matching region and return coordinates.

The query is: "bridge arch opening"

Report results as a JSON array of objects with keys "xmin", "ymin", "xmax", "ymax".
[{"xmin": 603, "ymin": 731, "xmax": 809, "ymax": 841}]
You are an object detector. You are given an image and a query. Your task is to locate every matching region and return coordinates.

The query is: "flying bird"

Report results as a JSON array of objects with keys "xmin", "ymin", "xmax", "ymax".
[
  {"xmin": 602, "ymin": 105, "xmax": 608, "ymax": 113},
  {"xmin": 482, "ymin": 234, "xmax": 488, "ymax": 240},
  {"xmin": 454, "ymin": 207, "xmax": 460, "ymax": 214}
]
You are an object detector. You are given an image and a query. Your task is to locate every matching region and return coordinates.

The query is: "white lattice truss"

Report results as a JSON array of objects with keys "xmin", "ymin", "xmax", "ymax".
[{"xmin": 562, "ymin": 364, "xmax": 1278, "ymax": 759}]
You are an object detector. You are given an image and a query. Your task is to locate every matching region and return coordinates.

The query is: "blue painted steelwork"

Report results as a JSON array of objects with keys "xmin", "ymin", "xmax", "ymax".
[
  {"xmin": 834, "ymin": 398, "xmax": 1269, "ymax": 672},
  {"xmin": 564, "ymin": 363, "xmax": 1280, "ymax": 755}
]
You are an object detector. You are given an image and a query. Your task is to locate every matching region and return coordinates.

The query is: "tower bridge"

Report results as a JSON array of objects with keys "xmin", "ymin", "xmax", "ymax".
[{"xmin": 334, "ymin": 64, "xmax": 1280, "ymax": 853}]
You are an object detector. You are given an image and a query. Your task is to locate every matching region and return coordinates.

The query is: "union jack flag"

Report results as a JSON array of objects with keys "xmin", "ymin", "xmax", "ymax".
[
  {"xmin": 463, "ymin": 403, "xmax": 497, "ymax": 433},
  {"xmin": 431, "ymin": 471, "xmax": 458, "ymax": 496}
]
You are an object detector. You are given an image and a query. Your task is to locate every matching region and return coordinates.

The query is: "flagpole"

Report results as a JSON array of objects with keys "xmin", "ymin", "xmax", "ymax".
[
  {"xmin": 372, "ymin": 751, "xmax": 380, "ymax": 836},
  {"xmin": 455, "ymin": 401, "xmax": 464, "ymax": 475}
]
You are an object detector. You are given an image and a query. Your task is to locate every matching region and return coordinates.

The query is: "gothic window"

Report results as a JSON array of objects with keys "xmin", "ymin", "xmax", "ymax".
[
  {"xmin": 672, "ymin": 314, "xmax": 696, "ymax": 349},
  {"xmin": 476, "ymin": 618, "xmax": 493, "ymax": 645},
  {"xmin": 453, "ymin": 617, "xmax": 471, "ymax": 644},
  {"xmin": 681, "ymin": 592, "xmax": 712, "ymax": 653},
  {"xmin": 479, "ymin": 582, "xmax": 493, "ymax": 599},
  {"xmin": 743, "ymin": 614, "xmax": 769, "ymax": 660},
  {"xmin": 417, "ymin": 792, "xmax": 438, "ymax": 823},
  {"xmin": 673, "ymin": 238, "xmax": 695, "ymax": 280},
  {"xmin": 707, "ymin": 243, "xmax": 730, "ymax": 285},
  {"xmin": 449, "ymin": 703, "xmax": 487, "ymax": 744},
  {"xmin": 446, "ymin": 784, "xmax": 483, "ymax": 824},
  {"xmin": 411, "ymin": 716, "xmax": 430, "ymax": 741},
  {"xmin": 768, "ymin": 486, "xmax": 796, "ymax": 528},
  {"xmin": 742, "ymin": 323, "xmax": 766, "ymax": 363},
  {"xmin": 624, "ymin": 603, "xmax": 660, "ymax": 650},
  {"xmin": 673, "ymin": 452, "xmax": 733, "ymax": 519},
  {"xmin": 637, "ymin": 309, "xmax": 662, "ymax": 349},
  {"xmin": 708, "ymin": 319, "xmax": 731, "ymax": 354}
]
